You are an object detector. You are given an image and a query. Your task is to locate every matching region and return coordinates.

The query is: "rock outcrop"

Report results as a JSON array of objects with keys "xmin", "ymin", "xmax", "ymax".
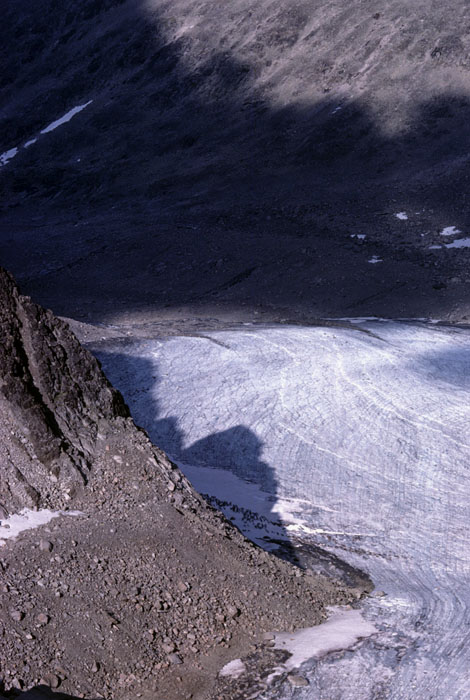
[{"xmin": 0, "ymin": 267, "xmax": 129, "ymax": 516}]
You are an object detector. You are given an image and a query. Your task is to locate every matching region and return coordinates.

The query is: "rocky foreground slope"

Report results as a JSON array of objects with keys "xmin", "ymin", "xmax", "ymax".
[{"xmin": 0, "ymin": 268, "xmax": 366, "ymax": 699}]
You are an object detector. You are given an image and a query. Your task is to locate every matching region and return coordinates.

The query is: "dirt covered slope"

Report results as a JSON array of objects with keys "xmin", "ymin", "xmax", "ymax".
[{"xmin": 0, "ymin": 269, "xmax": 367, "ymax": 698}]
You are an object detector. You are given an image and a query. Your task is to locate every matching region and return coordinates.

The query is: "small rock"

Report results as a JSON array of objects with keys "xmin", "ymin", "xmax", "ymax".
[
  {"xmin": 287, "ymin": 674, "xmax": 309, "ymax": 687},
  {"xmin": 226, "ymin": 605, "xmax": 240, "ymax": 618},
  {"xmin": 37, "ymin": 613, "xmax": 50, "ymax": 625},
  {"xmin": 91, "ymin": 661, "xmax": 100, "ymax": 673},
  {"xmin": 173, "ymin": 493, "xmax": 184, "ymax": 507},
  {"xmin": 104, "ymin": 611, "xmax": 119, "ymax": 626},
  {"xmin": 168, "ymin": 653, "xmax": 182, "ymax": 665},
  {"xmin": 10, "ymin": 610, "xmax": 24, "ymax": 621},
  {"xmin": 163, "ymin": 642, "xmax": 176, "ymax": 653},
  {"xmin": 39, "ymin": 539, "xmax": 53, "ymax": 552},
  {"xmin": 41, "ymin": 674, "xmax": 60, "ymax": 689}
]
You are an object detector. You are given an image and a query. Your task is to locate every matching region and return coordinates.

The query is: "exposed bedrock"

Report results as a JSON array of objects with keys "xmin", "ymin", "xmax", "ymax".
[{"xmin": 0, "ymin": 267, "xmax": 131, "ymax": 515}]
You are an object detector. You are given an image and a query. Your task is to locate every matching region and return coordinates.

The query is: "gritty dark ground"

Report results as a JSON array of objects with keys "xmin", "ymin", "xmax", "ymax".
[{"xmin": 4, "ymin": 203, "xmax": 470, "ymax": 332}]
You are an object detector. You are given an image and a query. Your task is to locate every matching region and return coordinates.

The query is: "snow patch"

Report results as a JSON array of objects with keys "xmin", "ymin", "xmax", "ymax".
[
  {"xmin": 272, "ymin": 607, "xmax": 376, "ymax": 674},
  {"xmin": 395, "ymin": 212, "xmax": 408, "ymax": 220},
  {"xmin": 428, "ymin": 245, "xmax": 442, "ymax": 250},
  {"xmin": 0, "ymin": 509, "xmax": 82, "ymax": 545},
  {"xmin": 440, "ymin": 226, "xmax": 461, "ymax": 236},
  {"xmin": 445, "ymin": 238, "xmax": 470, "ymax": 249},
  {"xmin": 219, "ymin": 658, "xmax": 246, "ymax": 678},
  {"xmin": 350, "ymin": 234, "xmax": 366, "ymax": 240},
  {"xmin": 368, "ymin": 256, "xmax": 382, "ymax": 263},
  {"xmin": 0, "ymin": 147, "xmax": 18, "ymax": 167},
  {"xmin": 40, "ymin": 100, "xmax": 93, "ymax": 134},
  {"xmin": 0, "ymin": 100, "xmax": 92, "ymax": 167}
]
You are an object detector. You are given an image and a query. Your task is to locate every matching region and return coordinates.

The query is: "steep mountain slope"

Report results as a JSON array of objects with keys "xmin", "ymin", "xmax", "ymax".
[
  {"xmin": 1, "ymin": 0, "xmax": 470, "ymax": 322},
  {"xmin": 0, "ymin": 267, "xmax": 129, "ymax": 516}
]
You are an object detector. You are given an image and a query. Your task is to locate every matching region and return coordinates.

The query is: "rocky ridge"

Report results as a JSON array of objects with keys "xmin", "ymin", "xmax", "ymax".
[{"xmin": 0, "ymin": 266, "xmax": 129, "ymax": 517}]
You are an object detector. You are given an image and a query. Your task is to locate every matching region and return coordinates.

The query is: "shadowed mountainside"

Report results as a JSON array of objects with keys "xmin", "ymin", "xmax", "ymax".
[{"xmin": 1, "ymin": 0, "xmax": 470, "ymax": 322}]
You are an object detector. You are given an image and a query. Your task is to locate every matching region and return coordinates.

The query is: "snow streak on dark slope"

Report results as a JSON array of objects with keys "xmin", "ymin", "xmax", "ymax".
[{"xmin": 1, "ymin": 0, "xmax": 470, "ymax": 322}]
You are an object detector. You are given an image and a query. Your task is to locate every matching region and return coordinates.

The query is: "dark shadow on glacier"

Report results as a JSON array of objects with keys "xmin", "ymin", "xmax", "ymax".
[
  {"xmin": 406, "ymin": 328, "xmax": 470, "ymax": 388},
  {"xmin": 182, "ymin": 425, "xmax": 273, "ymax": 485},
  {"xmin": 93, "ymin": 342, "xmax": 375, "ymax": 588},
  {"xmin": 94, "ymin": 345, "xmax": 302, "ymax": 563}
]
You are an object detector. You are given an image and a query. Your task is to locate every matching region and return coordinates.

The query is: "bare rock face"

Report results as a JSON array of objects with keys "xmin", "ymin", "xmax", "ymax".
[{"xmin": 0, "ymin": 267, "xmax": 129, "ymax": 516}]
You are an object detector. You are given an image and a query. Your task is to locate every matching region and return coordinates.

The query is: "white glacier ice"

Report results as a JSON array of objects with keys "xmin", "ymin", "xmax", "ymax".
[{"xmin": 95, "ymin": 321, "xmax": 470, "ymax": 699}]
